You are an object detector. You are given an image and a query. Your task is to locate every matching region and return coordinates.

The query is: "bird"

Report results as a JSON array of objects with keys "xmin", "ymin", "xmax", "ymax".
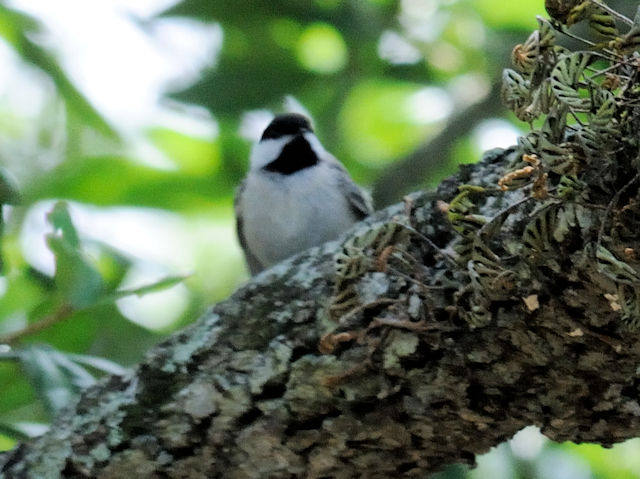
[{"xmin": 235, "ymin": 113, "xmax": 373, "ymax": 275}]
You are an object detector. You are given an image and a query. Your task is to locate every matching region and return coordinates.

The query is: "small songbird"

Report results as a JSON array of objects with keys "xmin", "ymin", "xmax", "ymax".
[{"xmin": 235, "ymin": 113, "xmax": 373, "ymax": 275}]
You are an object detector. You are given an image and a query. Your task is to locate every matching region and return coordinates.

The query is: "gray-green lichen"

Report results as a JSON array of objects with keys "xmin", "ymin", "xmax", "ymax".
[
  {"xmin": 383, "ymin": 330, "xmax": 419, "ymax": 373},
  {"xmin": 5, "ymin": 8, "xmax": 640, "ymax": 475},
  {"xmin": 2, "ymin": 143, "xmax": 640, "ymax": 478}
]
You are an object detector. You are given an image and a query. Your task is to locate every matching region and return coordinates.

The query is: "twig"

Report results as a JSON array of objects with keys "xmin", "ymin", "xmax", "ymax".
[
  {"xmin": 394, "ymin": 222, "xmax": 458, "ymax": 267},
  {"xmin": 477, "ymin": 196, "xmax": 533, "ymax": 238},
  {"xmin": 337, "ymin": 298, "xmax": 399, "ymax": 326},
  {"xmin": 0, "ymin": 304, "xmax": 74, "ymax": 345},
  {"xmin": 597, "ymin": 172, "xmax": 640, "ymax": 248},
  {"xmin": 564, "ymin": 317, "xmax": 622, "ymax": 351},
  {"xmin": 556, "ymin": 24, "xmax": 597, "ymax": 46},
  {"xmin": 373, "ymin": 81, "xmax": 504, "ymax": 206},
  {"xmin": 550, "ymin": 22, "xmax": 623, "ymax": 60},
  {"xmin": 589, "ymin": 0, "xmax": 633, "ymax": 26}
]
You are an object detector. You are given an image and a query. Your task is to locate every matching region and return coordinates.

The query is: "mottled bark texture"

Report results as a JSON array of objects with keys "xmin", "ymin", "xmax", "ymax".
[{"xmin": 2, "ymin": 145, "xmax": 640, "ymax": 478}]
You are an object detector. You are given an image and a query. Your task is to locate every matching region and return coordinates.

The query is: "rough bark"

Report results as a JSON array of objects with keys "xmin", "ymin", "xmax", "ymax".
[{"xmin": 1, "ymin": 145, "xmax": 640, "ymax": 478}]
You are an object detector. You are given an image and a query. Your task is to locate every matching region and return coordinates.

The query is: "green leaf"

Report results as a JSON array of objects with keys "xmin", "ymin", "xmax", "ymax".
[
  {"xmin": 45, "ymin": 202, "xmax": 103, "ymax": 308},
  {"xmin": 66, "ymin": 353, "xmax": 127, "ymax": 376},
  {"xmin": 17, "ymin": 345, "xmax": 78, "ymax": 416},
  {"xmin": 550, "ymin": 52, "xmax": 592, "ymax": 110},
  {"xmin": 46, "ymin": 235, "xmax": 103, "ymax": 308},
  {"xmin": 24, "ymin": 307, "xmax": 96, "ymax": 353},
  {"xmin": 44, "ymin": 350, "xmax": 97, "ymax": 389},
  {"xmin": 0, "ymin": 168, "xmax": 20, "ymax": 205},
  {"xmin": 46, "ymin": 201, "xmax": 80, "ymax": 249},
  {"xmin": 26, "ymin": 304, "xmax": 156, "ymax": 363},
  {"xmin": 0, "ymin": 5, "xmax": 38, "ymax": 50},
  {"xmin": 160, "ymin": 0, "xmax": 397, "ymax": 39},
  {"xmin": 171, "ymin": 49, "xmax": 313, "ymax": 115},
  {"xmin": 0, "ymin": 168, "xmax": 20, "ymax": 274},
  {"xmin": 15, "ymin": 345, "xmax": 121, "ymax": 418},
  {"xmin": 25, "ymin": 156, "xmax": 234, "ymax": 211},
  {"xmin": 0, "ymin": 5, "xmax": 117, "ymax": 140},
  {"xmin": 161, "ymin": 0, "xmax": 325, "ymax": 23},
  {"xmin": 0, "ymin": 361, "xmax": 36, "ymax": 415},
  {"xmin": 107, "ymin": 275, "xmax": 187, "ymax": 302},
  {"xmin": 163, "ymin": 1, "xmax": 391, "ymax": 115},
  {"xmin": 86, "ymin": 305, "xmax": 158, "ymax": 365},
  {"xmin": 147, "ymin": 128, "xmax": 220, "ymax": 175},
  {"xmin": 0, "ymin": 422, "xmax": 47, "ymax": 442},
  {"xmin": 82, "ymin": 276, "xmax": 187, "ymax": 338},
  {"xmin": 87, "ymin": 240, "xmax": 133, "ymax": 291}
]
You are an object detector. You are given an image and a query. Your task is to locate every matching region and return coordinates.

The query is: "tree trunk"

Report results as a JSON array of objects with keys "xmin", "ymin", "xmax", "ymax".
[{"xmin": 1, "ymin": 145, "xmax": 639, "ymax": 478}]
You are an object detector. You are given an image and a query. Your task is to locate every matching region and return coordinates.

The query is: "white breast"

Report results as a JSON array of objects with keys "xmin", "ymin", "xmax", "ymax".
[{"xmin": 240, "ymin": 162, "xmax": 357, "ymax": 268}]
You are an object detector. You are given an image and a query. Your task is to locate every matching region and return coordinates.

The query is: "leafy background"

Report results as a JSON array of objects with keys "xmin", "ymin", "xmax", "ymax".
[{"xmin": 1, "ymin": 0, "xmax": 639, "ymax": 477}]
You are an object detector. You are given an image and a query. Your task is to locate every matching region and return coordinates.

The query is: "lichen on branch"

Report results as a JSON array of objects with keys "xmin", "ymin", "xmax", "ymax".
[{"xmin": 4, "ymin": 3, "xmax": 640, "ymax": 478}]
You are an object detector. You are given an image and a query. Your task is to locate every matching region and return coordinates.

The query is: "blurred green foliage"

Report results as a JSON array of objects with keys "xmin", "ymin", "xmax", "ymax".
[{"xmin": 0, "ymin": 0, "xmax": 638, "ymax": 477}]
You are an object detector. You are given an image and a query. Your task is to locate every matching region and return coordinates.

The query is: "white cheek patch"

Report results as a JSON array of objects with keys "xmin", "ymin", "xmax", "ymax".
[
  {"xmin": 249, "ymin": 137, "xmax": 290, "ymax": 170},
  {"xmin": 304, "ymin": 133, "xmax": 328, "ymax": 159}
]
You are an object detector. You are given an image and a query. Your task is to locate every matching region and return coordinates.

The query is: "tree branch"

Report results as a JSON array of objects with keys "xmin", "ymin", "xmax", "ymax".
[
  {"xmin": 1, "ymin": 146, "xmax": 639, "ymax": 478},
  {"xmin": 372, "ymin": 80, "xmax": 504, "ymax": 207},
  {"xmin": 0, "ymin": 304, "xmax": 74, "ymax": 346}
]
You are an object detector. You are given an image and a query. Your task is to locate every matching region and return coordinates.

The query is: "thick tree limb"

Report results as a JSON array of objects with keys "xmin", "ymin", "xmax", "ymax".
[{"xmin": 1, "ymin": 146, "xmax": 639, "ymax": 478}]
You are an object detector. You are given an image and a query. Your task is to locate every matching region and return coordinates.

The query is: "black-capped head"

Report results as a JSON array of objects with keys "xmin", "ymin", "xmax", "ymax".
[
  {"xmin": 259, "ymin": 114, "xmax": 320, "ymax": 175},
  {"xmin": 260, "ymin": 113, "xmax": 313, "ymax": 141}
]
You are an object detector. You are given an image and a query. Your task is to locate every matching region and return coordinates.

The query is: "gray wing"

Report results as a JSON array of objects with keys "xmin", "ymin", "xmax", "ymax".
[
  {"xmin": 234, "ymin": 181, "xmax": 264, "ymax": 276},
  {"xmin": 329, "ymin": 162, "xmax": 373, "ymax": 220}
]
